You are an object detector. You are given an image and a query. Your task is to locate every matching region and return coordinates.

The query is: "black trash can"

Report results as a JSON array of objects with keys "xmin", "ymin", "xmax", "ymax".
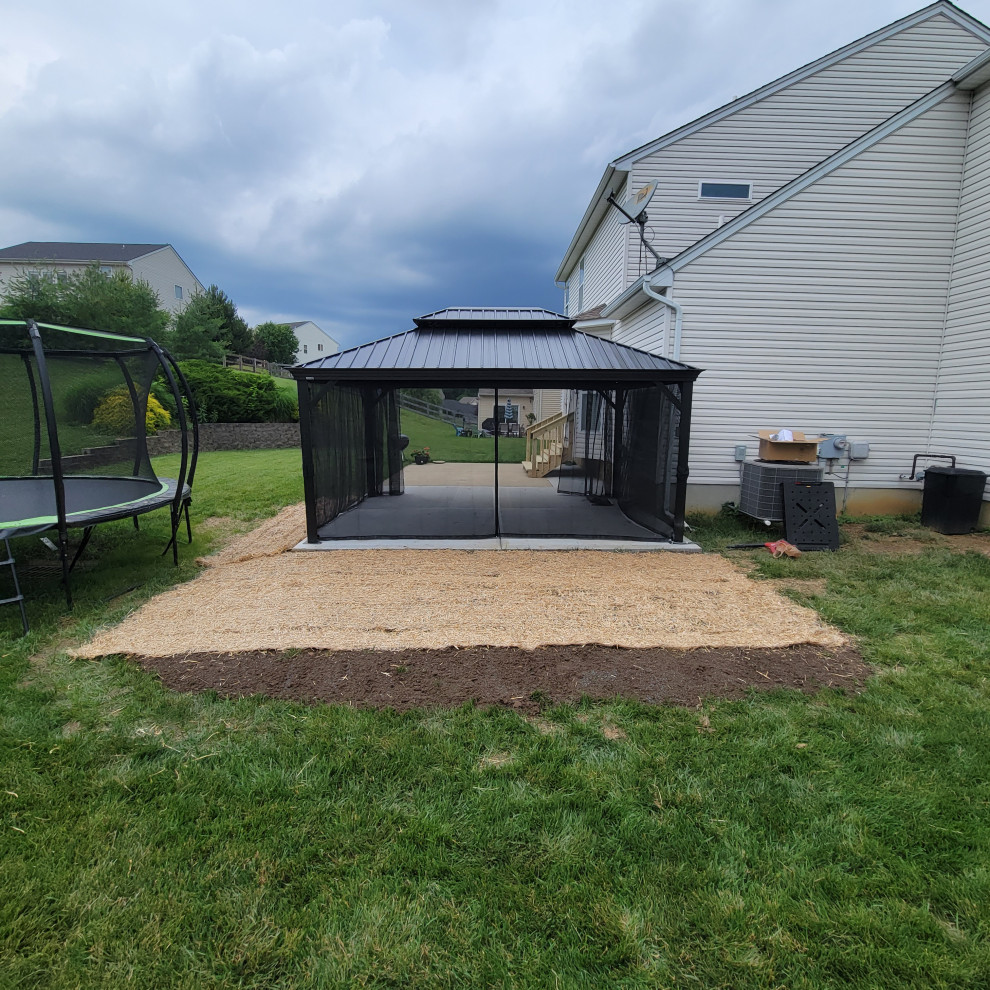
[{"xmin": 921, "ymin": 466, "xmax": 987, "ymax": 534}]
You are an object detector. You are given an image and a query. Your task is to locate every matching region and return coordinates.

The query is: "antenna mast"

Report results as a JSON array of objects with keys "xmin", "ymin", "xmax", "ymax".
[{"xmin": 607, "ymin": 181, "xmax": 665, "ymax": 270}]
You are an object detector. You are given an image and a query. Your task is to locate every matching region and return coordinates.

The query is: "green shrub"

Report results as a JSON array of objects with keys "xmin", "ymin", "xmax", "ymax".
[
  {"xmin": 60, "ymin": 367, "xmax": 125, "ymax": 425},
  {"xmin": 177, "ymin": 360, "xmax": 296, "ymax": 423},
  {"xmin": 91, "ymin": 386, "xmax": 171, "ymax": 436}
]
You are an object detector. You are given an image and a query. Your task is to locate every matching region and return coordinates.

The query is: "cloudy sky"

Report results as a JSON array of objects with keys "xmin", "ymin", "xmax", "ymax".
[{"xmin": 2, "ymin": 0, "xmax": 989, "ymax": 347}]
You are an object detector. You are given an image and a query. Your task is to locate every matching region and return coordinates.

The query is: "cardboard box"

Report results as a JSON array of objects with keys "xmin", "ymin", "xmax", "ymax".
[{"xmin": 757, "ymin": 430, "xmax": 823, "ymax": 463}]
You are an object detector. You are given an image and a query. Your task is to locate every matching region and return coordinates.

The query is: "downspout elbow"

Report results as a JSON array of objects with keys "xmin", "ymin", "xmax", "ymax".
[{"xmin": 642, "ymin": 280, "xmax": 683, "ymax": 361}]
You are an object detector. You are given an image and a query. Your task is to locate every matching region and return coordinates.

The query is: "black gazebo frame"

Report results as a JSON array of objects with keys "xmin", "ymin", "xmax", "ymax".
[{"xmin": 291, "ymin": 308, "xmax": 701, "ymax": 544}]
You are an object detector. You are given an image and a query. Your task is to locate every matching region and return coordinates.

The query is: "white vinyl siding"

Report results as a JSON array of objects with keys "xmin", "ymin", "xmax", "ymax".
[
  {"xmin": 610, "ymin": 299, "xmax": 667, "ymax": 356},
  {"xmin": 129, "ymin": 247, "xmax": 204, "ymax": 314},
  {"xmin": 624, "ymin": 14, "xmax": 988, "ymax": 286},
  {"xmin": 532, "ymin": 388, "xmax": 562, "ymax": 422},
  {"xmin": 931, "ymin": 84, "xmax": 990, "ymax": 494},
  {"xmin": 567, "ymin": 179, "xmax": 627, "ymax": 314},
  {"xmin": 292, "ymin": 321, "xmax": 339, "ymax": 364},
  {"xmin": 632, "ymin": 93, "xmax": 970, "ymax": 490}
]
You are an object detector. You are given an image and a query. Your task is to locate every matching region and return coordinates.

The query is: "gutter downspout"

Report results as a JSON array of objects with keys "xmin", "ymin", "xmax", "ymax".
[{"xmin": 642, "ymin": 279, "xmax": 682, "ymax": 361}]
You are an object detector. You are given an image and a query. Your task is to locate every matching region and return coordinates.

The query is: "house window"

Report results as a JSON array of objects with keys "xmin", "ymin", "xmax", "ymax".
[
  {"xmin": 174, "ymin": 284, "xmax": 183, "ymax": 300},
  {"xmin": 318, "ymin": 343, "xmax": 323, "ymax": 352},
  {"xmin": 56, "ymin": 270, "xmax": 68, "ymax": 283},
  {"xmin": 699, "ymin": 181, "xmax": 751, "ymax": 200},
  {"xmin": 303, "ymin": 344, "xmax": 308, "ymax": 354},
  {"xmin": 100, "ymin": 265, "xmax": 113, "ymax": 276}
]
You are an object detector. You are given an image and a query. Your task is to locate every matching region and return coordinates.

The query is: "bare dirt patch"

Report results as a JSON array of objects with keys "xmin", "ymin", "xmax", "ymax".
[
  {"xmin": 134, "ymin": 642, "xmax": 868, "ymax": 713},
  {"xmin": 842, "ymin": 524, "xmax": 990, "ymax": 556}
]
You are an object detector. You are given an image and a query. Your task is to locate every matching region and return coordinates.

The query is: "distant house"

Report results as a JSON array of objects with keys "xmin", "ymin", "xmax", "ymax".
[
  {"xmin": 476, "ymin": 388, "xmax": 534, "ymax": 431},
  {"xmin": 0, "ymin": 242, "xmax": 204, "ymax": 314},
  {"xmin": 555, "ymin": 1, "xmax": 990, "ymax": 520},
  {"xmin": 288, "ymin": 321, "xmax": 339, "ymax": 363}
]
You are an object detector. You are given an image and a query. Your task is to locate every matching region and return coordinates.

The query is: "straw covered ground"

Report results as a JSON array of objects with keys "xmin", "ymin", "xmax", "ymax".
[
  {"xmin": 75, "ymin": 503, "xmax": 846, "ymax": 657},
  {"xmin": 69, "ymin": 502, "xmax": 863, "ymax": 708}
]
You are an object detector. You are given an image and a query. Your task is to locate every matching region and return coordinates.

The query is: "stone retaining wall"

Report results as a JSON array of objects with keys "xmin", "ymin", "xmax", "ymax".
[{"xmin": 147, "ymin": 422, "xmax": 300, "ymax": 456}]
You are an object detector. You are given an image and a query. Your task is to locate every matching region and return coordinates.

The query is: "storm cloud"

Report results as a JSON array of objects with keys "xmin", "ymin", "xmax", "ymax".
[{"xmin": 1, "ymin": 0, "xmax": 983, "ymax": 345}]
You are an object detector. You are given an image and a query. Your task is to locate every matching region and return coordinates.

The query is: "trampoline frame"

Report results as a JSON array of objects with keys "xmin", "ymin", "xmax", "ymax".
[{"xmin": 0, "ymin": 319, "xmax": 199, "ymax": 622}]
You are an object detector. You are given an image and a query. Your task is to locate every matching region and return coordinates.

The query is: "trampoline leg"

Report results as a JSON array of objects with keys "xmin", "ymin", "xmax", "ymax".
[
  {"xmin": 184, "ymin": 501, "xmax": 192, "ymax": 543},
  {"xmin": 162, "ymin": 509, "xmax": 181, "ymax": 565},
  {"xmin": 59, "ymin": 536, "xmax": 73, "ymax": 610},
  {"xmin": 133, "ymin": 515, "xmax": 140, "ymax": 531},
  {"xmin": 69, "ymin": 527, "xmax": 95, "ymax": 573}
]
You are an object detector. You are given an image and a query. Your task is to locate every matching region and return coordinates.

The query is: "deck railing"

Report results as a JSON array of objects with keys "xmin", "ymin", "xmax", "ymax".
[{"xmin": 523, "ymin": 411, "xmax": 573, "ymax": 478}]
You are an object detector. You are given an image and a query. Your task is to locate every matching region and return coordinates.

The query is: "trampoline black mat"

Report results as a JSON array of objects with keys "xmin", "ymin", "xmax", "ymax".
[
  {"xmin": 316, "ymin": 486, "xmax": 662, "ymax": 541},
  {"xmin": 0, "ymin": 475, "xmax": 186, "ymax": 532}
]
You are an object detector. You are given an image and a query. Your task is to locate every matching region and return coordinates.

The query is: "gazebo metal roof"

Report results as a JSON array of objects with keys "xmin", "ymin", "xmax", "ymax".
[{"xmin": 292, "ymin": 307, "xmax": 700, "ymax": 386}]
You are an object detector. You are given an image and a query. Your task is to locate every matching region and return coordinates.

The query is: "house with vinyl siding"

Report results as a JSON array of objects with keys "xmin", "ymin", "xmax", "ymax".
[
  {"xmin": 0, "ymin": 242, "xmax": 204, "ymax": 315},
  {"xmin": 554, "ymin": 1, "xmax": 990, "ymax": 522}
]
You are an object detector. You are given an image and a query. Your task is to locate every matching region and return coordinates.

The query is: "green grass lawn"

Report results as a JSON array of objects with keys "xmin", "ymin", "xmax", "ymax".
[
  {"xmin": 2, "ymin": 454, "xmax": 989, "ymax": 988},
  {"xmin": 400, "ymin": 408, "xmax": 527, "ymax": 463}
]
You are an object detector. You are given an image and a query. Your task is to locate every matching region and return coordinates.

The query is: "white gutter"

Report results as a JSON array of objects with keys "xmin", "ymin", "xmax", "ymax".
[{"xmin": 642, "ymin": 280, "xmax": 683, "ymax": 361}]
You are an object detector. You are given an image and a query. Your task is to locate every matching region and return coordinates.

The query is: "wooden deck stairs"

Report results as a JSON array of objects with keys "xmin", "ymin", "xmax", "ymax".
[{"xmin": 522, "ymin": 411, "xmax": 573, "ymax": 478}]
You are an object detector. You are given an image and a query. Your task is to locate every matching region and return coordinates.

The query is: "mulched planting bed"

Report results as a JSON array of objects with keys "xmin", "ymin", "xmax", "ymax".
[{"xmin": 136, "ymin": 642, "xmax": 869, "ymax": 712}]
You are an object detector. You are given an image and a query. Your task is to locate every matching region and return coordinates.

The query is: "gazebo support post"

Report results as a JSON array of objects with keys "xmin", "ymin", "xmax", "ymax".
[
  {"xmin": 610, "ymin": 387, "xmax": 625, "ymax": 499},
  {"xmin": 672, "ymin": 380, "xmax": 694, "ymax": 543},
  {"xmin": 297, "ymin": 378, "xmax": 321, "ymax": 543},
  {"xmin": 363, "ymin": 388, "xmax": 382, "ymax": 498}
]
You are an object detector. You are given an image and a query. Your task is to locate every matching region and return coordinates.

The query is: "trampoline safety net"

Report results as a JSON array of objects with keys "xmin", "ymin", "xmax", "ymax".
[{"xmin": 0, "ymin": 321, "xmax": 164, "ymax": 486}]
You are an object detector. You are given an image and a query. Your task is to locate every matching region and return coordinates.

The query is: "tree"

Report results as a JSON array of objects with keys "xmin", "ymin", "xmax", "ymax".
[
  {"xmin": 402, "ymin": 387, "xmax": 445, "ymax": 407},
  {"xmin": 192, "ymin": 284, "xmax": 252, "ymax": 354},
  {"xmin": 168, "ymin": 310, "xmax": 226, "ymax": 362},
  {"xmin": 0, "ymin": 265, "xmax": 170, "ymax": 339},
  {"xmin": 252, "ymin": 321, "xmax": 299, "ymax": 365}
]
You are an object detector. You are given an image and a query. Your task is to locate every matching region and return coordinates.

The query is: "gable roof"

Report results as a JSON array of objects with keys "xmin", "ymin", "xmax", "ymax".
[
  {"xmin": 0, "ymin": 242, "xmax": 169, "ymax": 264},
  {"xmin": 555, "ymin": 2, "xmax": 990, "ymax": 283},
  {"xmin": 292, "ymin": 309, "xmax": 699, "ymax": 385},
  {"xmin": 603, "ymin": 77, "xmax": 961, "ymax": 319}
]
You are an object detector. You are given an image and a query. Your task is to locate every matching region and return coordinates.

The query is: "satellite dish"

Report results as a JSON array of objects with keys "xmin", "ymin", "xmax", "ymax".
[
  {"xmin": 607, "ymin": 180, "xmax": 664, "ymax": 270},
  {"xmin": 615, "ymin": 180, "xmax": 658, "ymax": 223}
]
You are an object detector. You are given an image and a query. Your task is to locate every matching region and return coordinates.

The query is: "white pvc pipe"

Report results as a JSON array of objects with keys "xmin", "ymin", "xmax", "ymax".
[{"xmin": 642, "ymin": 280, "xmax": 683, "ymax": 361}]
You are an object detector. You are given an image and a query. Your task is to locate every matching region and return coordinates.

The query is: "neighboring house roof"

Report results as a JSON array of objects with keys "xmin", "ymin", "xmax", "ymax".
[
  {"xmin": 554, "ymin": 1, "xmax": 990, "ymax": 283},
  {"xmin": 603, "ymin": 78, "xmax": 962, "ymax": 319},
  {"xmin": 0, "ymin": 242, "xmax": 169, "ymax": 263},
  {"xmin": 293, "ymin": 310, "xmax": 699, "ymax": 385},
  {"xmin": 442, "ymin": 398, "xmax": 480, "ymax": 420}
]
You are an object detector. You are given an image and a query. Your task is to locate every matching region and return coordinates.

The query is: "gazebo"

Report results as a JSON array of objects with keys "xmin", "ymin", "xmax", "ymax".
[{"xmin": 291, "ymin": 308, "xmax": 701, "ymax": 544}]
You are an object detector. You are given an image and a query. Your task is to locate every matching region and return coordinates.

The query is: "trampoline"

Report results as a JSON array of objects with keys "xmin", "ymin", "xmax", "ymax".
[{"xmin": 0, "ymin": 319, "xmax": 198, "ymax": 630}]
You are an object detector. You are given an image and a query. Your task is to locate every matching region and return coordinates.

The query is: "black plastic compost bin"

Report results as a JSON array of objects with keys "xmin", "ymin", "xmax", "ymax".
[{"xmin": 921, "ymin": 466, "xmax": 987, "ymax": 534}]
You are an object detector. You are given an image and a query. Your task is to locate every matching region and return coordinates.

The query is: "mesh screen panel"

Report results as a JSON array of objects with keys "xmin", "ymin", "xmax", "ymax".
[
  {"xmin": 301, "ymin": 380, "xmax": 691, "ymax": 543},
  {"xmin": 307, "ymin": 383, "xmax": 407, "ymax": 534},
  {"xmin": 616, "ymin": 383, "xmax": 683, "ymax": 540}
]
